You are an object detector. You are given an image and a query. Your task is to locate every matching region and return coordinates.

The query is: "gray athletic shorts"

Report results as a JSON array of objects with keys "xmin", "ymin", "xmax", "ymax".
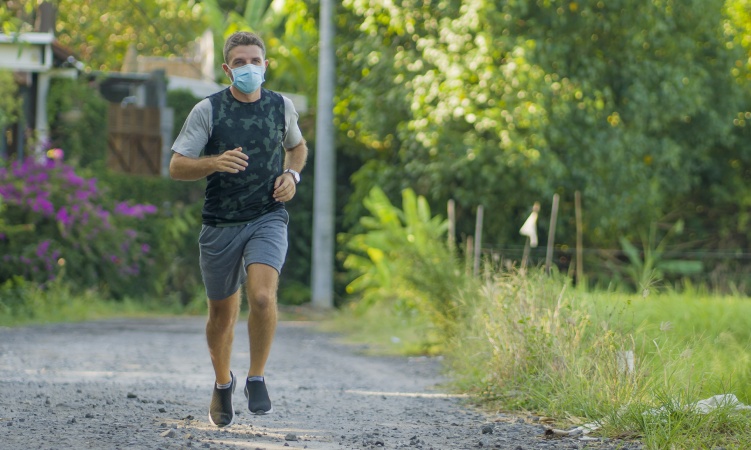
[{"xmin": 198, "ymin": 209, "xmax": 289, "ymax": 301}]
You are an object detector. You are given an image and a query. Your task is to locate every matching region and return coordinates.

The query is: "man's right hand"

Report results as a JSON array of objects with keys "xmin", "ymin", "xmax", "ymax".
[{"xmin": 213, "ymin": 148, "xmax": 249, "ymax": 173}]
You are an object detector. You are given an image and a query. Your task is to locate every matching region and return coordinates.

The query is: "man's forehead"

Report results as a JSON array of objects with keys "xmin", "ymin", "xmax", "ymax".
[{"xmin": 229, "ymin": 45, "xmax": 264, "ymax": 61}]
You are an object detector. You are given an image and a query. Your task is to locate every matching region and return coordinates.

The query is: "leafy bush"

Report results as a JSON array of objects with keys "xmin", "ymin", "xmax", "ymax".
[
  {"xmin": 0, "ymin": 157, "xmax": 156, "ymax": 296},
  {"xmin": 0, "ymin": 69, "xmax": 23, "ymax": 131},
  {"xmin": 336, "ymin": 0, "xmax": 751, "ymax": 291},
  {"xmin": 47, "ymin": 78, "xmax": 108, "ymax": 168},
  {"xmin": 167, "ymin": 89, "xmax": 203, "ymax": 141},
  {"xmin": 344, "ymin": 186, "xmax": 463, "ymax": 339}
]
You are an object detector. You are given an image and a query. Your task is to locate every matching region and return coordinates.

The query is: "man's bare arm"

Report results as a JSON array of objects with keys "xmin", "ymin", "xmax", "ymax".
[
  {"xmin": 283, "ymin": 138, "xmax": 308, "ymax": 173},
  {"xmin": 169, "ymin": 149, "xmax": 249, "ymax": 181},
  {"xmin": 273, "ymin": 139, "xmax": 308, "ymax": 202}
]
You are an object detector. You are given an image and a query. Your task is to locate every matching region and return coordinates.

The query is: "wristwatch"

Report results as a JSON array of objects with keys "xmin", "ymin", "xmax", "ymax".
[{"xmin": 284, "ymin": 169, "xmax": 301, "ymax": 184}]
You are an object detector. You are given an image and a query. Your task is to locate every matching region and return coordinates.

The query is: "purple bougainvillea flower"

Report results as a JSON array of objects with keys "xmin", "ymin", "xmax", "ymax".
[
  {"xmin": 114, "ymin": 202, "xmax": 158, "ymax": 219},
  {"xmin": 141, "ymin": 244, "xmax": 150, "ymax": 253},
  {"xmin": 37, "ymin": 198, "xmax": 54, "ymax": 217},
  {"xmin": 36, "ymin": 240, "xmax": 51, "ymax": 258},
  {"xmin": 56, "ymin": 207, "xmax": 73, "ymax": 227}
]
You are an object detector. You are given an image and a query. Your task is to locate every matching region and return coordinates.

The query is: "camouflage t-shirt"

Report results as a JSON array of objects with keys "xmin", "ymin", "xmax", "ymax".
[{"xmin": 171, "ymin": 88, "xmax": 303, "ymax": 226}]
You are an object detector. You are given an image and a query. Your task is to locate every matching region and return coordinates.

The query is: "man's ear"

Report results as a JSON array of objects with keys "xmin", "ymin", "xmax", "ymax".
[{"xmin": 222, "ymin": 63, "xmax": 233, "ymax": 81}]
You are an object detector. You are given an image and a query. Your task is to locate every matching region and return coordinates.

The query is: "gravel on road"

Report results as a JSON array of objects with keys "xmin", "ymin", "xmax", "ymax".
[{"xmin": 0, "ymin": 318, "xmax": 640, "ymax": 450}]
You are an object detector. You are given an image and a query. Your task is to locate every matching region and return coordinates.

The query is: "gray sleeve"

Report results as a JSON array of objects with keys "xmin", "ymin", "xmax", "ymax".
[
  {"xmin": 282, "ymin": 96, "xmax": 303, "ymax": 149},
  {"xmin": 171, "ymin": 99, "xmax": 212, "ymax": 158}
]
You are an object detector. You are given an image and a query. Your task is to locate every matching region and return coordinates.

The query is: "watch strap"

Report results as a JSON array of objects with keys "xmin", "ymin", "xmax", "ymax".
[{"xmin": 284, "ymin": 169, "xmax": 300, "ymax": 184}]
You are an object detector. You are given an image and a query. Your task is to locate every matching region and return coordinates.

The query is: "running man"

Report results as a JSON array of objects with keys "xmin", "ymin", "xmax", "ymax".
[{"xmin": 169, "ymin": 31, "xmax": 307, "ymax": 427}]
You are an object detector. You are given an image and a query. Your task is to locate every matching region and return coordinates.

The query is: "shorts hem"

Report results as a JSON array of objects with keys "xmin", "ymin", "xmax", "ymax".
[
  {"xmin": 244, "ymin": 260, "xmax": 283, "ymax": 275},
  {"xmin": 205, "ymin": 284, "xmax": 242, "ymax": 302}
]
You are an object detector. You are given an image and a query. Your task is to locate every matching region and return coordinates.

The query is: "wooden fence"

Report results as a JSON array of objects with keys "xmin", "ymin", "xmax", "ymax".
[{"xmin": 106, "ymin": 104, "xmax": 163, "ymax": 176}]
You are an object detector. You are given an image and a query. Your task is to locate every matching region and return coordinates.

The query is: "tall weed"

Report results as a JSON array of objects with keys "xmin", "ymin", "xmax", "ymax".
[{"xmin": 450, "ymin": 269, "xmax": 751, "ymax": 448}]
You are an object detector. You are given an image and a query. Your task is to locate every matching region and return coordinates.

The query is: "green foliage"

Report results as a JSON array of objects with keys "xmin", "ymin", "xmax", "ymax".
[
  {"xmin": 0, "ymin": 70, "xmax": 23, "ymax": 130},
  {"xmin": 47, "ymin": 78, "xmax": 108, "ymax": 168},
  {"xmin": 202, "ymin": 0, "xmax": 319, "ymax": 95},
  {"xmin": 0, "ymin": 159, "xmax": 157, "ymax": 294},
  {"xmin": 0, "ymin": 1, "xmax": 34, "ymax": 36},
  {"xmin": 617, "ymin": 221, "xmax": 704, "ymax": 291},
  {"xmin": 337, "ymin": 0, "xmax": 751, "ymax": 264},
  {"xmin": 53, "ymin": 0, "xmax": 207, "ymax": 72},
  {"xmin": 167, "ymin": 89, "xmax": 203, "ymax": 141},
  {"xmin": 340, "ymin": 186, "xmax": 751, "ymax": 447},
  {"xmin": 344, "ymin": 186, "xmax": 463, "ymax": 337},
  {"xmin": 97, "ymin": 171, "xmax": 206, "ymax": 303},
  {"xmin": 0, "ymin": 155, "xmax": 210, "ymax": 303}
]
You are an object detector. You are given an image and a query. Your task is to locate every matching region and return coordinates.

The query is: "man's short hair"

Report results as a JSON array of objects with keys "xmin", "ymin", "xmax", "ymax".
[{"xmin": 223, "ymin": 31, "xmax": 266, "ymax": 64}]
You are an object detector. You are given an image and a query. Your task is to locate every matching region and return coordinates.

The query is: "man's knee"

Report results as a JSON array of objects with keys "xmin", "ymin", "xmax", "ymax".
[
  {"xmin": 208, "ymin": 312, "xmax": 236, "ymax": 331},
  {"xmin": 208, "ymin": 297, "xmax": 239, "ymax": 330},
  {"xmin": 248, "ymin": 291, "xmax": 276, "ymax": 313}
]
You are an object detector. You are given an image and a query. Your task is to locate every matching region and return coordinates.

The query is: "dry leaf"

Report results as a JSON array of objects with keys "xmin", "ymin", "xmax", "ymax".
[{"xmin": 565, "ymin": 412, "xmax": 585, "ymax": 425}]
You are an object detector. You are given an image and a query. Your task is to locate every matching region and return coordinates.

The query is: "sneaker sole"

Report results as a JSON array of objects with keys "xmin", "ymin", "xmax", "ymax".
[
  {"xmin": 208, "ymin": 409, "xmax": 236, "ymax": 427},
  {"xmin": 250, "ymin": 406, "xmax": 273, "ymax": 415},
  {"xmin": 208, "ymin": 375, "xmax": 236, "ymax": 428}
]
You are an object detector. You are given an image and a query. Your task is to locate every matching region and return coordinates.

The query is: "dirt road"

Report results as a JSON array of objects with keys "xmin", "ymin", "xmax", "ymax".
[{"xmin": 0, "ymin": 317, "xmax": 635, "ymax": 450}]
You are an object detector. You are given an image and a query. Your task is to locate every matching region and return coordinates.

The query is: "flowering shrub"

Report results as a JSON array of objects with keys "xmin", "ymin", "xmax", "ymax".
[{"xmin": 0, "ymin": 157, "xmax": 157, "ymax": 295}]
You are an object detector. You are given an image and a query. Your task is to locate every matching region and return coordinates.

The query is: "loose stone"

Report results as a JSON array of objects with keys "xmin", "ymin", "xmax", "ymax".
[{"xmin": 160, "ymin": 429, "xmax": 176, "ymax": 438}]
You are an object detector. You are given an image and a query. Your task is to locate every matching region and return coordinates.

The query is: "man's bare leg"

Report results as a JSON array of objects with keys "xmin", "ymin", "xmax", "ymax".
[
  {"xmin": 206, "ymin": 290, "xmax": 241, "ymax": 385},
  {"xmin": 245, "ymin": 263, "xmax": 279, "ymax": 377}
]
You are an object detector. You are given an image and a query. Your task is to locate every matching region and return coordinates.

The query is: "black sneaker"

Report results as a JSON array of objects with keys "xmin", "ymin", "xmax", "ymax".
[
  {"xmin": 208, "ymin": 371, "xmax": 236, "ymax": 427},
  {"xmin": 244, "ymin": 378, "xmax": 273, "ymax": 414}
]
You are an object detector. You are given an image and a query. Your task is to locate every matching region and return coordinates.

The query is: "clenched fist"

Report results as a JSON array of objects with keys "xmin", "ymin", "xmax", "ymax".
[
  {"xmin": 213, "ymin": 148, "xmax": 249, "ymax": 174},
  {"xmin": 273, "ymin": 172, "xmax": 297, "ymax": 202}
]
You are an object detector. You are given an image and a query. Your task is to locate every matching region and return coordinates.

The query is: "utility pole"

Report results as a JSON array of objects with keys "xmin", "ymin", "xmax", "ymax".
[{"xmin": 311, "ymin": 0, "xmax": 336, "ymax": 308}]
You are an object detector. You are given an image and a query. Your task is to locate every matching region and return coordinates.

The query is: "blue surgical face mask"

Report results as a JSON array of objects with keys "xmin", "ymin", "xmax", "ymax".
[{"xmin": 230, "ymin": 63, "xmax": 265, "ymax": 94}]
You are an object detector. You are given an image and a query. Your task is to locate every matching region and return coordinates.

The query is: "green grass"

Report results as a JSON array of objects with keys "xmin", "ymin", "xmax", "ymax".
[
  {"xmin": 0, "ymin": 278, "xmax": 208, "ymax": 328},
  {"xmin": 591, "ymin": 288, "xmax": 751, "ymax": 402},
  {"xmin": 447, "ymin": 271, "xmax": 751, "ymax": 449},
  {"xmin": 317, "ymin": 301, "xmax": 438, "ymax": 356}
]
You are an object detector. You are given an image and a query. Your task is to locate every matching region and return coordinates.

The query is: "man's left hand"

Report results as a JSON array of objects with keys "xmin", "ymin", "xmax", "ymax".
[{"xmin": 273, "ymin": 172, "xmax": 297, "ymax": 202}]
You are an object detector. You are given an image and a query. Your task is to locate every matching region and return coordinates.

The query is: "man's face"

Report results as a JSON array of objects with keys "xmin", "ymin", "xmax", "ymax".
[{"xmin": 223, "ymin": 45, "xmax": 268, "ymax": 81}]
